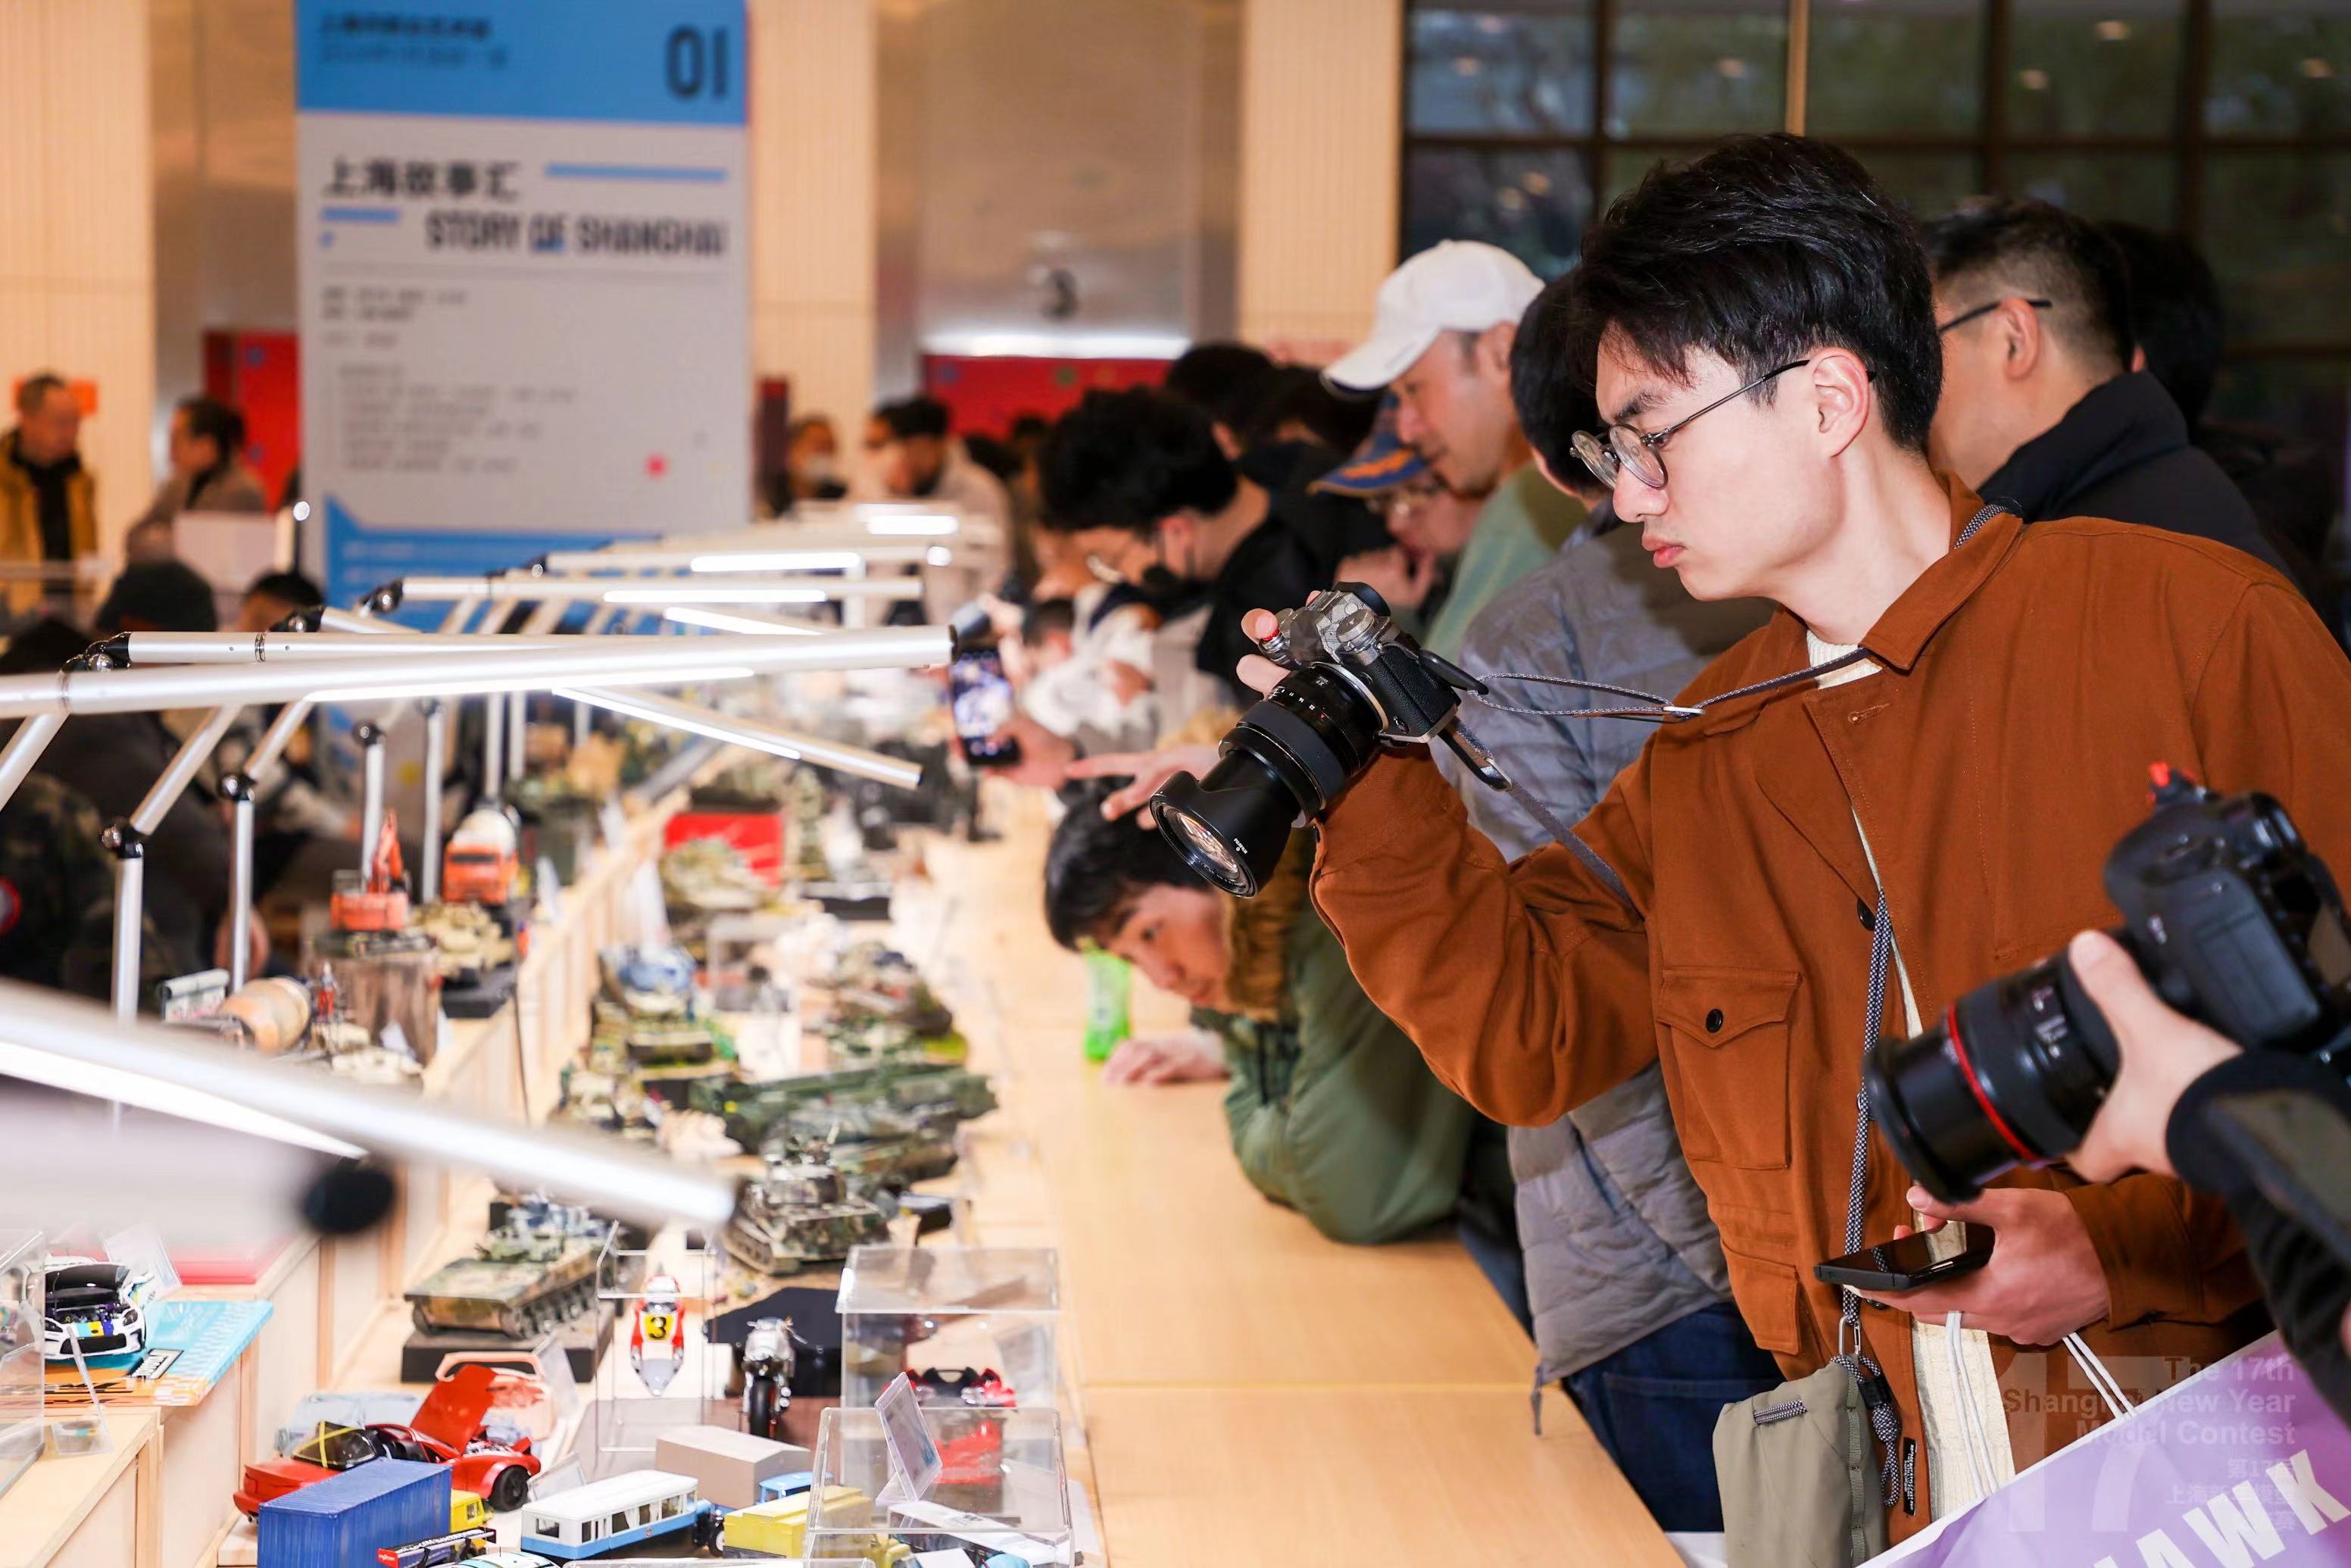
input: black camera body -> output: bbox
[1150,585,1504,897]
[1867,767,2351,1204]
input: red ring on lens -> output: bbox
[1942,1003,2040,1166]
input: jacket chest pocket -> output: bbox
[1653,967,1800,1173]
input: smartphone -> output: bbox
[948,648,1022,767]
[1814,1224,1994,1293]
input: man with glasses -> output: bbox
[1241,135,2349,1543]
[1921,199,2321,610]
[1323,241,1583,659]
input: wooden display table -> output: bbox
[0,1411,161,1568]
[913,790,1679,1566]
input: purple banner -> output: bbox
[1873,1334,2351,1567]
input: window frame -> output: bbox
[1399,0,2351,380]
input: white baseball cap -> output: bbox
[1325,240,1545,392]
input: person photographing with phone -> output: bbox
[1155,134,2351,1555]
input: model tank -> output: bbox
[763,1104,959,1192]
[693,1064,996,1151]
[723,1158,895,1276]
[406,1227,599,1338]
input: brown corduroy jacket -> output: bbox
[1310,476,2351,1537]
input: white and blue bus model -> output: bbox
[518,1471,714,1560]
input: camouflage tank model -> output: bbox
[405,1232,599,1338]
[723,1157,895,1276]
[760,1102,960,1192]
[691,1062,995,1151]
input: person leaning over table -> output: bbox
[1208,134,2351,1545]
[1041,785,1515,1253]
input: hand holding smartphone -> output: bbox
[949,646,1022,767]
[1815,1223,1994,1294]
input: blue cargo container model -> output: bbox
[260,1458,450,1568]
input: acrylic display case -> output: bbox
[837,1247,1059,1410]
[804,1404,1074,1566]
[0,1230,42,1498]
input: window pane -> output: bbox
[2004,152,2178,226]
[2205,357,2349,553]
[1404,147,1594,278]
[2008,0,2186,136]
[2207,0,2351,136]
[1606,0,1786,136]
[1841,150,1986,220]
[2200,152,2351,344]
[1808,0,1985,137]
[1408,5,1595,135]
[1599,145,1687,211]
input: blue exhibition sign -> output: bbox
[295,1,746,127]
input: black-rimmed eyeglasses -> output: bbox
[1937,296,2053,336]
[1572,358,1814,492]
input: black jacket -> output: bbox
[1191,444,1394,706]
[2168,1051,2351,1428]
[26,712,232,970]
[1978,372,2337,624]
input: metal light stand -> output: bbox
[354,721,388,871]
[419,698,445,905]
[220,698,315,992]
[106,704,242,1020]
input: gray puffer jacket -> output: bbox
[1435,507,1772,1385]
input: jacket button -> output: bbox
[1705,1008,1725,1033]
[1858,899,1876,932]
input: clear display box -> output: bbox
[837,1247,1059,1410]
[0,1230,41,1498]
[805,1404,1074,1566]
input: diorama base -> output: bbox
[400,1298,614,1383]
[440,964,519,1019]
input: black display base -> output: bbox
[815,892,892,923]
[441,964,518,1019]
[400,1298,614,1383]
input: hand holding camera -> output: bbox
[1865,766,2351,1205]
[1151,586,1506,896]
[2064,929,2243,1182]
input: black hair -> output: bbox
[1008,412,1051,446]
[1042,782,1208,951]
[1922,198,2133,379]
[962,433,1022,484]
[1020,597,1076,647]
[177,395,247,457]
[95,560,218,634]
[1036,387,1238,536]
[1163,342,1282,436]
[1236,366,1380,455]
[877,395,951,442]
[1511,274,1604,484]
[244,569,324,608]
[2100,220,2223,429]
[1563,134,1942,454]
[0,617,92,676]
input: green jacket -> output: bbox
[1419,461,1585,661]
[1200,895,1478,1245]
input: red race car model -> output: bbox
[232,1365,541,1517]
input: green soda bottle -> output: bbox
[1082,948,1132,1062]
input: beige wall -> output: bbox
[1236,0,1401,360]
[0,0,158,557]
[751,0,879,432]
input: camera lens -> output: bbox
[1150,665,1386,898]
[1863,948,2124,1204]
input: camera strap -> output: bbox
[1841,886,1906,1506]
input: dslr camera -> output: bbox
[1150,584,1506,897]
[1866,766,2351,1204]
